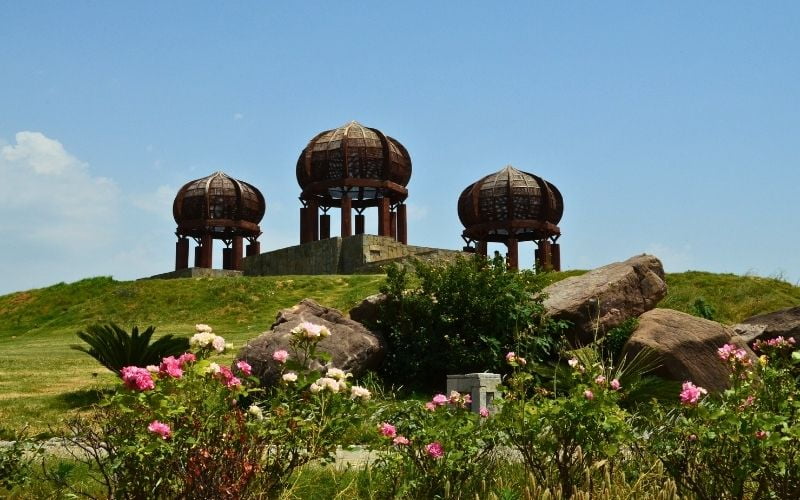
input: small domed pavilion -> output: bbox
[458,165,563,271]
[173,171,265,271]
[296,121,412,243]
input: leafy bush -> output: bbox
[374,255,557,390]
[691,297,716,320]
[71,323,189,374]
[604,317,638,360]
[0,428,41,491]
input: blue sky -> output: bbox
[1,2,798,294]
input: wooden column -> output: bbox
[355,214,365,235]
[551,243,561,272]
[194,245,202,268]
[232,236,243,271]
[506,238,519,270]
[200,234,213,268]
[246,240,260,257]
[397,203,407,244]
[319,214,331,239]
[300,207,309,244]
[341,194,352,237]
[390,211,397,241]
[175,237,189,270]
[377,197,391,237]
[536,240,552,272]
[308,200,319,242]
[222,247,232,270]
[477,240,488,257]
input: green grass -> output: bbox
[0,269,798,435]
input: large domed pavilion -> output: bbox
[458,165,563,270]
[173,171,265,271]
[296,121,412,243]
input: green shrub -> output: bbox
[604,317,639,360]
[374,255,557,390]
[71,323,189,374]
[691,297,717,320]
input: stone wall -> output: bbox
[142,268,243,280]
[243,234,466,276]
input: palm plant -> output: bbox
[71,323,190,374]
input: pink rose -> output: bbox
[688,434,697,441]
[610,379,621,391]
[424,402,436,411]
[425,441,444,459]
[479,406,489,418]
[177,352,196,367]
[379,422,397,438]
[120,366,155,391]
[393,435,410,446]
[148,420,171,439]
[272,350,289,364]
[583,389,594,401]
[159,356,183,378]
[215,366,242,389]
[594,375,606,385]
[679,381,707,406]
[755,430,768,440]
[236,360,252,376]
[431,394,448,406]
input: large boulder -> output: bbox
[732,306,800,345]
[348,293,388,326]
[622,308,752,392]
[542,254,667,344]
[237,298,386,386]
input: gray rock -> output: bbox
[623,308,753,392]
[542,254,667,344]
[237,298,386,386]
[732,306,800,345]
[348,293,388,325]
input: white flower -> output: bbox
[309,382,323,393]
[326,368,346,380]
[248,404,263,420]
[338,380,349,392]
[568,358,579,368]
[315,377,340,393]
[319,326,331,338]
[205,362,221,375]
[212,336,226,353]
[146,365,159,373]
[350,386,371,400]
[190,331,215,348]
[195,324,213,333]
[282,372,298,383]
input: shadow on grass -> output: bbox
[56,388,113,409]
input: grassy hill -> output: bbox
[0,270,798,436]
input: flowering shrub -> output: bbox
[650,340,800,499]
[369,390,502,499]
[499,351,635,494]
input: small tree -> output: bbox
[72,323,189,374]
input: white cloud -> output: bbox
[645,242,693,272]
[233,112,244,120]
[130,185,175,220]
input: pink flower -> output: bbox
[425,442,444,459]
[583,389,594,401]
[236,360,252,376]
[688,434,697,441]
[177,352,196,367]
[505,351,516,362]
[479,406,489,418]
[393,435,410,446]
[432,394,448,406]
[610,379,621,391]
[215,366,242,389]
[594,375,606,385]
[148,420,171,439]
[755,430,768,440]
[379,422,397,438]
[505,352,527,366]
[679,381,707,406]
[424,402,436,411]
[717,343,737,361]
[272,350,289,364]
[120,366,155,391]
[568,357,579,368]
[159,356,183,378]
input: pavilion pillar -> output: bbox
[355,213,365,235]
[232,236,243,271]
[199,234,213,268]
[319,213,331,239]
[246,240,260,257]
[536,240,552,273]
[551,243,561,272]
[175,237,189,270]
[397,203,407,244]
[300,207,309,244]
[308,200,319,242]
[377,197,391,237]
[341,194,352,237]
[222,247,232,270]
[390,211,397,241]
[506,238,519,270]
[477,240,488,257]
[194,245,202,268]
